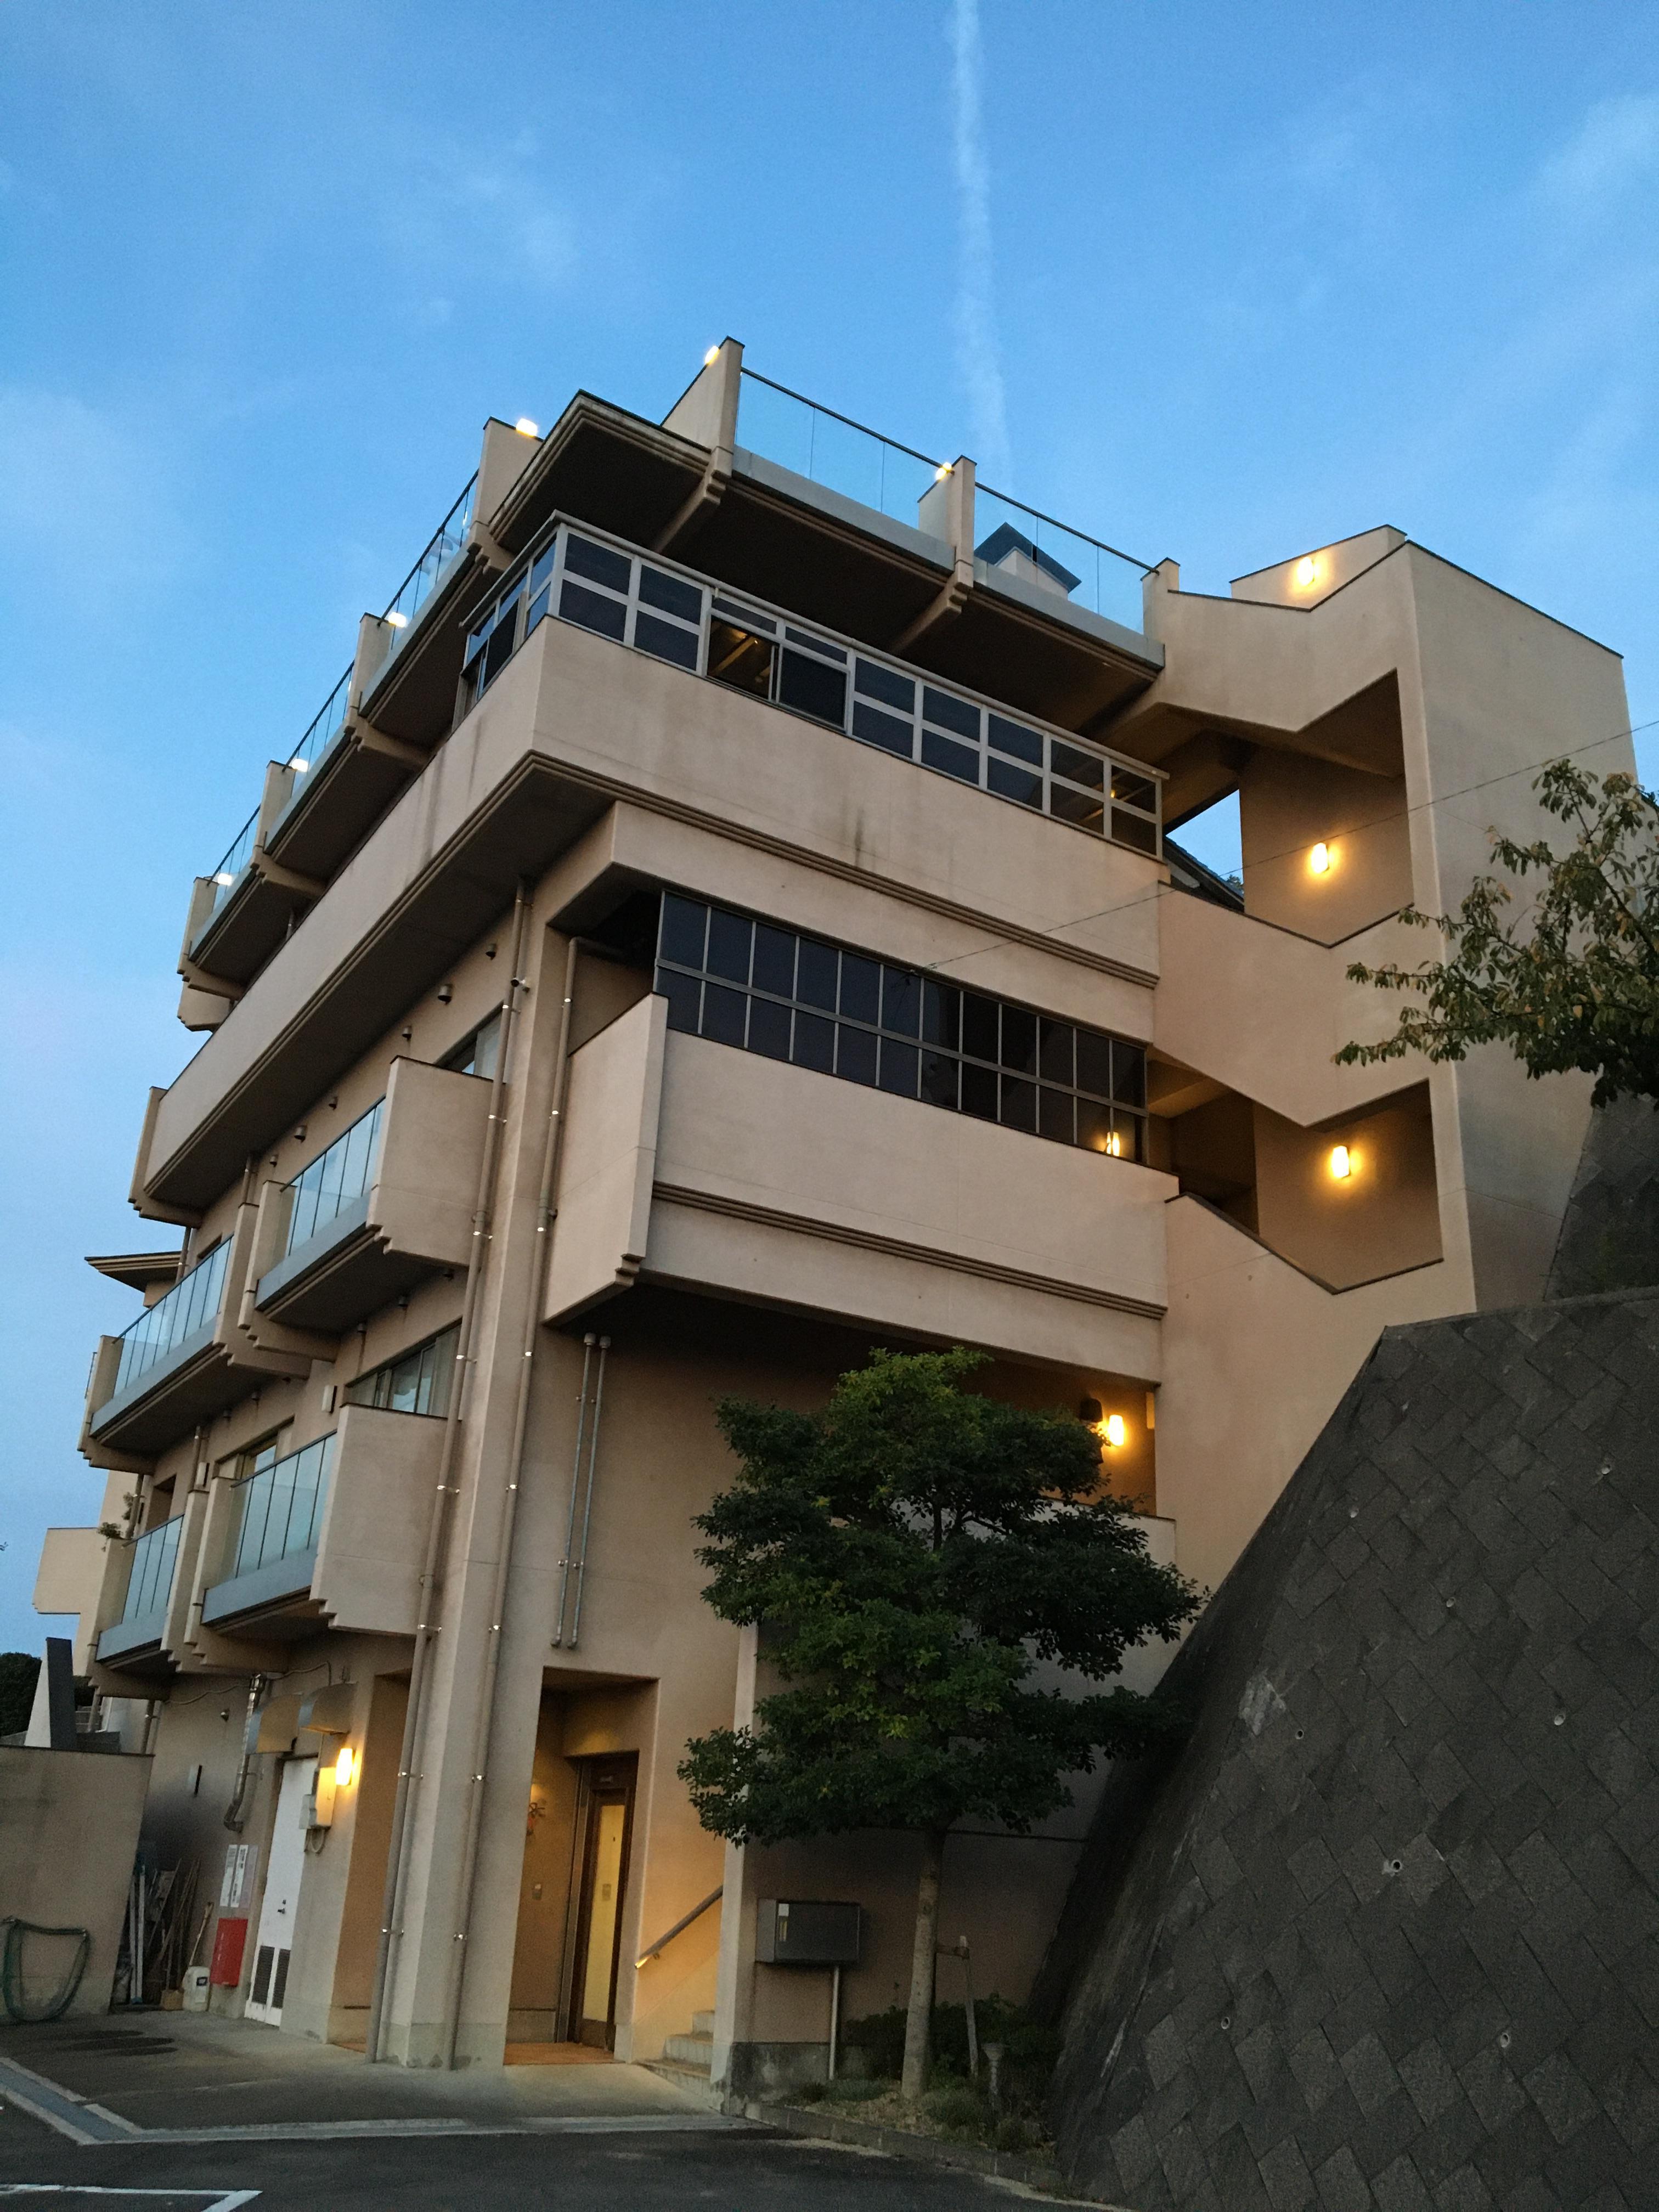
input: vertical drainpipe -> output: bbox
[439,934,582,2070]
[364,885,533,2066]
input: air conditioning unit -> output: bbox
[755,1899,861,1967]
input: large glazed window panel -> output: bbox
[654,894,1147,1163]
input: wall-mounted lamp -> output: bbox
[934,461,952,481]
[1329,1144,1353,1180]
[334,1745,355,1790]
[515,416,540,437]
[1103,1413,1127,1448]
[1293,555,1320,590]
[1105,1130,1124,1156]
[1310,842,1332,875]
[437,982,453,1003]
[288,755,308,773]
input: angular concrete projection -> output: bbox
[1042,1289,1659,2212]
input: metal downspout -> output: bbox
[551,1338,596,1648]
[565,1339,610,1649]
[439,935,581,2069]
[364,885,532,2066]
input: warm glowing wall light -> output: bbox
[1294,555,1319,590]
[1103,1414,1127,1448]
[1105,1131,1124,1156]
[1329,1144,1353,1180]
[934,461,952,481]
[334,1745,355,1788]
[703,345,722,366]
[1310,841,1331,875]
[515,416,540,437]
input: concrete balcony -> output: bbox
[81,1210,309,1468]
[183,763,326,992]
[138,606,1165,1221]
[546,993,1170,1376]
[241,1058,489,1345]
[187,1406,445,1651]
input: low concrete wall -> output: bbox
[0,1746,151,2015]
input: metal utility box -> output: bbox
[755,1899,861,1967]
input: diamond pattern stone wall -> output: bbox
[1548,1101,1659,1300]
[1042,1289,1659,2212]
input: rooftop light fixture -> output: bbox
[934,462,952,481]
[214,871,235,886]
[515,416,540,437]
[385,610,409,629]
[703,346,721,366]
[288,757,308,772]
[1310,841,1331,875]
[1294,555,1320,590]
[1329,1144,1353,1180]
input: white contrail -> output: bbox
[949,0,1012,485]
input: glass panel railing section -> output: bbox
[112,1242,230,1398]
[229,1435,334,1579]
[204,808,259,922]
[284,664,352,786]
[381,474,478,662]
[285,1098,385,1254]
[120,1515,184,1626]
[973,486,1151,635]
[737,371,944,527]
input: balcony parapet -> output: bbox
[548,994,1169,1378]
[81,1207,309,1469]
[238,1058,489,1350]
[182,1406,445,1651]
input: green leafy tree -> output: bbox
[0,1652,41,1739]
[679,1347,1200,2103]
[1338,762,1659,1104]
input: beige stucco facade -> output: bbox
[33,340,1630,2091]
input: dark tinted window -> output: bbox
[855,660,915,712]
[796,939,839,1011]
[923,687,980,741]
[778,648,848,727]
[988,715,1043,765]
[560,581,627,641]
[563,535,631,593]
[706,909,753,984]
[637,565,702,622]
[838,955,881,1025]
[752,924,796,998]
[633,611,698,669]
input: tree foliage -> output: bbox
[680,1348,1199,1848]
[1337,763,1659,1107]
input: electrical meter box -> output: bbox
[755,1899,862,1967]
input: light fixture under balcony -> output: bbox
[1310,841,1332,875]
[1330,1144,1353,1180]
[1103,1413,1127,1448]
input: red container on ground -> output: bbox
[208,1915,248,1988]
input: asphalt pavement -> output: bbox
[0,2095,1080,2208]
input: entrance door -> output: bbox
[568,1757,635,2049]
[246,1755,313,2026]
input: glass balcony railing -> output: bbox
[285,1098,385,1254]
[117,1515,184,1627]
[737,371,945,526]
[203,808,259,923]
[228,1435,334,1580]
[973,486,1149,635]
[111,1242,230,1398]
[380,474,478,664]
[284,664,353,786]
[461,520,1163,857]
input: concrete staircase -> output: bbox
[642,2011,723,2109]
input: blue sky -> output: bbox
[2,2,1656,1651]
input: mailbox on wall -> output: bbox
[755,1899,862,1967]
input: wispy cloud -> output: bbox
[948,0,1011,484]
[377,127,578,296]
[1539,93,1659,211]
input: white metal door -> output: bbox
[245,1756,313,2025]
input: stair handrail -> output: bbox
[635,1885,723,1969]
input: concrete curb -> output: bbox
[733,2096,1119,2203]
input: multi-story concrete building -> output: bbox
[33,340,1632,2087]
